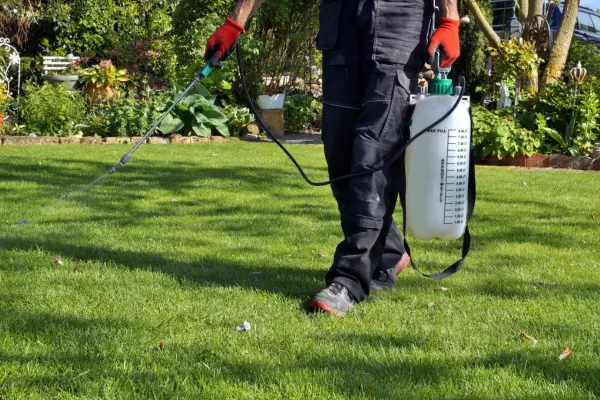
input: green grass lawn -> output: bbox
[1,142,599,399]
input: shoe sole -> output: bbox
[309,300,346,317]
[371,253,411,294]
[394,252,411,276]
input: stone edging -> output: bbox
[481,153,600,171]
[0,135,230,145]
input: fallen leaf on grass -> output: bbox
[559,348,572,361]
[73,265,81,272]
[171,198,178,203]
[159,340,164,350]
[427,302,435,308]
[520,331,538,344]
[439,287,449,292]
[235,321,251,332]
[592,215,596,220]
[55,256,64,265]
[317,252,328,258]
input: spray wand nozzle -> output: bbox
[108,153,132,174]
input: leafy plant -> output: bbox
[91,88,170,137]
[489,38,542,96]
[284,94,322,133]
[532,79,599,156]
[79,60,129,88]
[222,105,254,136]
[472,106,542,159]
[0,83,11,114]
[159,84,229,137]
[35,0,177,81]
[20,83,87,136]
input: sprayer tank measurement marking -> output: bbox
[443,128,469,225]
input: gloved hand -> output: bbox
[204,17,245,62]
[427,18,460,68]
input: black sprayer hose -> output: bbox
[236,43,467,187]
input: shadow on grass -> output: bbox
[2,152,599,302]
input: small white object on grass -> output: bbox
[17,219,30,225]
[55,256,64,265]
[235,321,251,332]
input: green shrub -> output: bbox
[90,88,170,137]
[36,0,177,81]
[222,105,254,136]
[530,80,599,156]
[20,83,87,136]
[284,94,322,133]
[472,106,542,159]
[159,84,229,137]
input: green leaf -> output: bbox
[195,113,209,124]
[192,123,211,137]
[203,108,228,124]
[219,81,233,91]
[213,122,230,137]
[159,113,184,134]
[546,129,567,147]
[194,84,212,98]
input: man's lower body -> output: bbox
[309,0,432,316]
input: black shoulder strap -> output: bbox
[399,108,476,280]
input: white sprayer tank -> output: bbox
[405,79,471,240]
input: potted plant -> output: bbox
[0,83,11,131]
[257,88,286,110]
[79,60,129,105]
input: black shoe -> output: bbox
[370,253,411,293]
[309,282,355,317]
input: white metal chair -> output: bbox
[42,54,80,76]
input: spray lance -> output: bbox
[107,57,219,175]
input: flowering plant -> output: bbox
[0,83,12,114]
[79,60,129,88]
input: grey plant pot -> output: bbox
[43,75,80,90]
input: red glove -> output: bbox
[204,17,245,62]
[427,18,460,68]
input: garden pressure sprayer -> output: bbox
[98,47,474,280]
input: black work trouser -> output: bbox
[318,0,432,302]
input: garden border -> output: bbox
[0,135,230,145]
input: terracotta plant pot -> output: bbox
[0,114,4,131]
[504,153,549,168]
[482,154,507,166]
[86,84,115,106]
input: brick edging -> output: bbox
[0,135,231,145]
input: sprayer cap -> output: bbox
[428,78,454,95]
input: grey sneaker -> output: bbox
[370,253,411,293]
[309,282,355,317]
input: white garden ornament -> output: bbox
[0,38,21,99]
